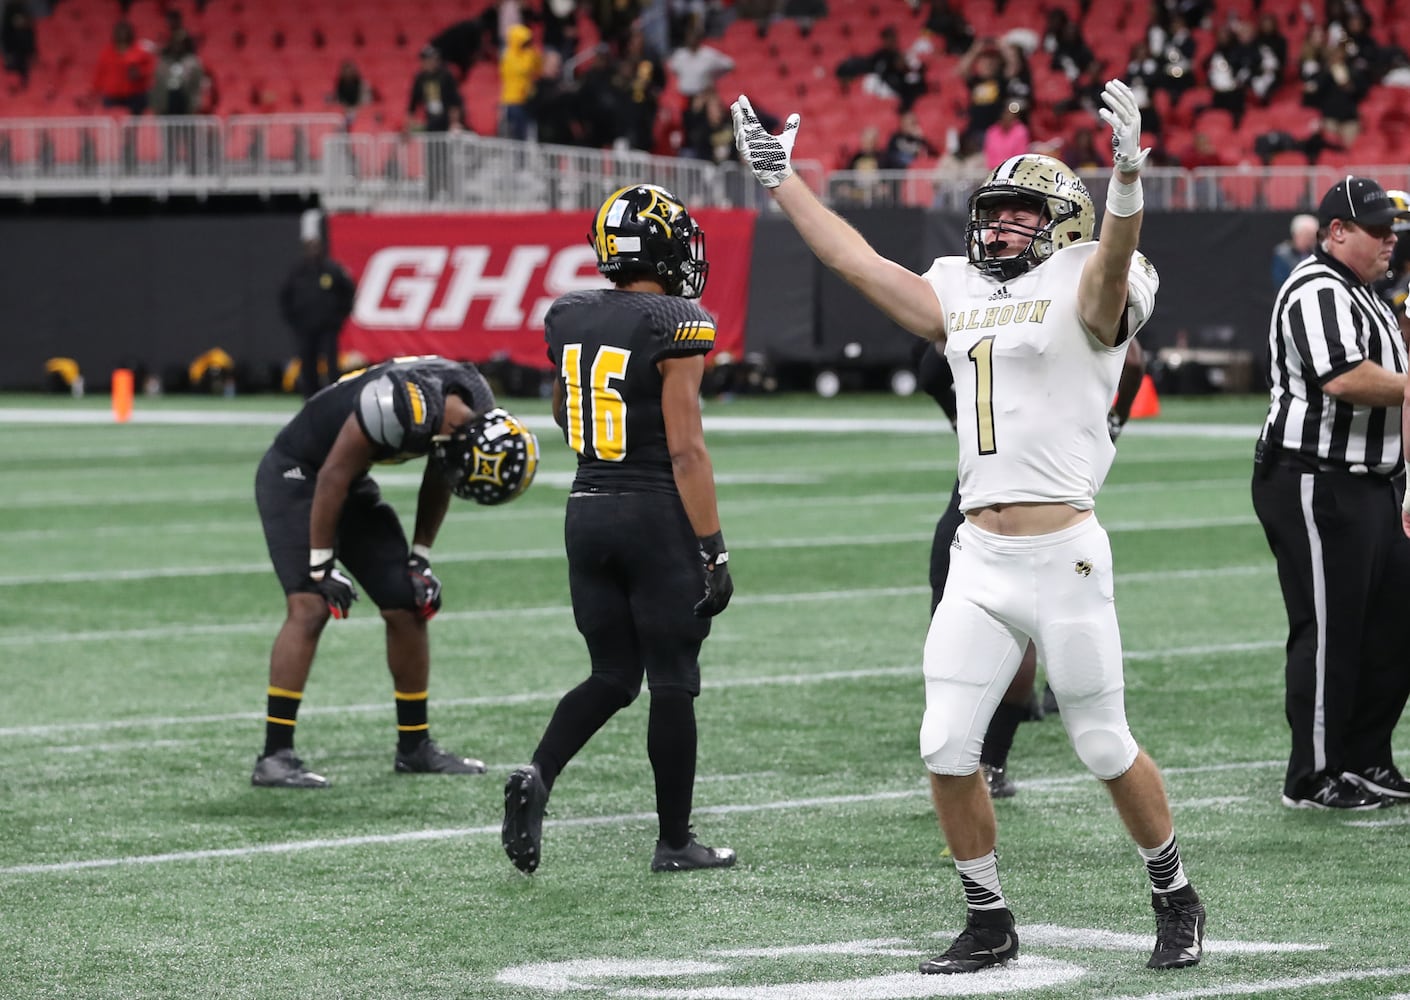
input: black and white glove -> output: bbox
[694,531,734,618]
[310,555,358,619]
[730,94,800,189]
[407,552,443,621]
[1098,78,1150,174]
[1107,409,1127,442]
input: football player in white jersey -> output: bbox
[733,79,1205,974]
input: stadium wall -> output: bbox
[1,209,1291,392]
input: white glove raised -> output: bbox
[1097,79,1150,175]
[730,94,800,189]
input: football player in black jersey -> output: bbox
[918,340,1145,800]
[251,356,539,788]
[501,183,736,874]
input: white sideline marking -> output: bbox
[1346,814,1410,828]
[1102,966,1410,999]
[0,479,1254,541]
[0,564,1275,646]
[0,636,1287,741]
[0,521,1266,588]
[0,760,1283,876]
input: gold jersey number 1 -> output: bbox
[561,343,631,462]
[968,336,997,455]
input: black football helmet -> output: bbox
[431,408,540,505]
[588,183,709,298]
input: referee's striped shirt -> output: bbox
[1261,246,1406,475]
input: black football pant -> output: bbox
[1251,460,1410,797]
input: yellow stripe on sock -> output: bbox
[266,716,297,726]
[268,686,304,700]
[394,690,429,701]
[396,723,430,732]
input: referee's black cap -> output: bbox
[1317,176,1410,227]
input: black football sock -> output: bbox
[648,689,697,849]
[533,675,633,793]
[395,689,430,754]
[263,686,302,756]
[979,702,1027,769]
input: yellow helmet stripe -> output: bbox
[593,185,637,256]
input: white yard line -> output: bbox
[0,760,1283,877]
[0,521,1266,588]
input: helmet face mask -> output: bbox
[431,408,540,506]
[588,184,710,298]
[965,155,1095,281]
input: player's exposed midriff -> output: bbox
[965,503,1092,537]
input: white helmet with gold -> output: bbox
[966,154,1096,281]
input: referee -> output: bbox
[1253,176,1410,810]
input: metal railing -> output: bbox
[4,113,1409,210]
[0,114,344,199]
[318,131,826,213]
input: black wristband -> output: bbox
[698,530,727,560]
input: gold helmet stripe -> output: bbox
[593,185,637,257]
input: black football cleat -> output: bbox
[983,764,1016,799]
[920,907,1019,974]
[1148,884,1206,969]
[502,764,549,873]
[1281,773,1383,810]
[1343,765,1410,802]
[251,748,330,789]
[394,739,487,774]
[650,833,737,872]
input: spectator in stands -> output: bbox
[528,49,581,145]
[1297,25,1328,108]
[618,25,666,151]
[590,0,642,55]
[1062,126,1106,170]
[92,20,156,114]
[919,0,974,56]
[1250,13,1287,105]
[407,45,465,133]
[149,31,203,116]
[1122,43,1164,137]
[833,124,889,206]
[1146,12,1195,106]
[837,25,928,113]
[668,23,732,98]
[1270,213,1318,291]
[1,0,36,90]
[527,48,580,144]
[680,89,735,163]
[931,128,986,207]
[331,60,373,128]
[1201,24,1254,128]
[1045,12,1095,83]
[885,111,939,170]
[499,24,542,140]
[982,99,1030,168]
[575,44,631,147]
[430,16,492,81]
[956,37,1009,146]
[1310,41,1367,145]
[541,0,581,62]
[1339,10,1386,83]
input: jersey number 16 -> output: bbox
[561,343,631,462]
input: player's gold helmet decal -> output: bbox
[432,408,540,505]
[966,154,1096,281]
[1387,189,1410,233]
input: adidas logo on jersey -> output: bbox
[988,286,1012,301]
[283,466,307,480]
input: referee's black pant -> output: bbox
[1251,456,1410,798]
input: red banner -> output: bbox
[329,211,757,370]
